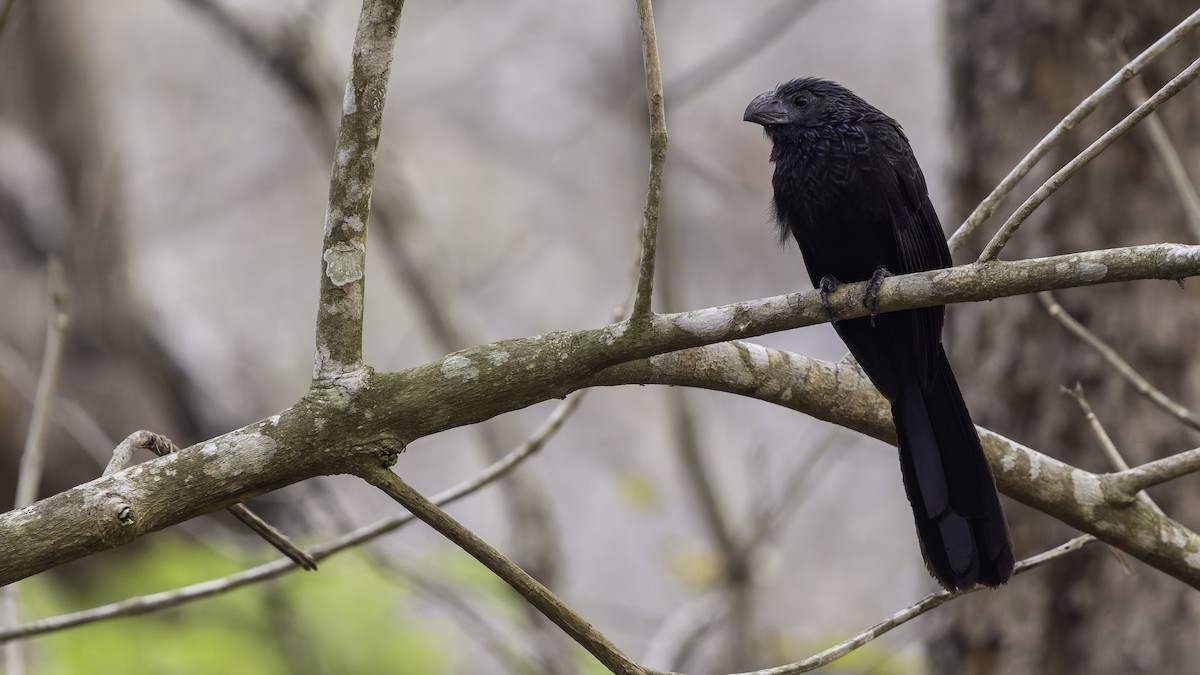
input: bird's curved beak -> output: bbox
[743,91,788,126]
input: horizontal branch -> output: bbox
[588,342,1200,589]
[2,243,1199,586]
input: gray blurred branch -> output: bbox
[665,0,824,106]
[3,258,67,675]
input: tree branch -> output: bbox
[631,0,668,320]
[587,342,1200,588]
[1038,291,1200,431]
[1115,45,1200,240]
[645,535,1098,675]
[313,0,406,380]
[977,57,1200,261]
[1113,446,1200,495]
[356,465,645,675]
[2,243,1200,586]
[0,393,579,644]
[1062,383,1163,515]
[947,7,1200,252]
[4,258,68,675]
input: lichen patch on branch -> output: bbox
[323,242,366,287]
[441,355,480,382]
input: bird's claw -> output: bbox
[864,266,892,327]
[818,275,843,324]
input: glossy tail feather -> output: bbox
[891,347,1014,590]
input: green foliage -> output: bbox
[19,536,453,675]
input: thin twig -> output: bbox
[645,535,1098,675]
[1115,46,1200,240]
[1038,292,1200,431]
[947,7,1200,253]
[313,0,407,379]
[4,259,68,675]
[358,466,645,675]
[642,591,727,670]
[0,392,583,645]
[977,56,1200,261]
[1114,446,1200,495]
[181,0,336,138]
[1062,383,1163,515]
[631,0,668,320]
[745,434,837,552]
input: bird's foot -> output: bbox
[818,274,843,324]
[863,266,892,327]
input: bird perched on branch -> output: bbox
[744,78,1013,590]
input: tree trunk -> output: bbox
[936,2,1200,673]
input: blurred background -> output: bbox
[1,1,1199,673]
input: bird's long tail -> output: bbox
[891,347,1014,590]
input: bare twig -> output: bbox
[645,535,1098,675]
[977,56,1200,261]
[1114,446,1200,495]
[1115,46,1200,240]
[1063,383,1163,515]
[0,392,582,645]
[642,591,727,670]
[631,0,668,320]
[0,341,115,464]
[180,0,336,138]
[313,0,407,379]
[358,466,645,675]
[4,259,68,675]
[1038,292,1200,431]
[745,434,837,552]
[948,7,1200,253]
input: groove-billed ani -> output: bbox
[744,78,1013,590]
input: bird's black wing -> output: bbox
[875,121,953,388]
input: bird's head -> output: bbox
[743,77,877,132]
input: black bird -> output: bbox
[744,78,1013,590]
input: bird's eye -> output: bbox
[793,95,810,108]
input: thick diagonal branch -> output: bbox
[2,243,1200,586]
